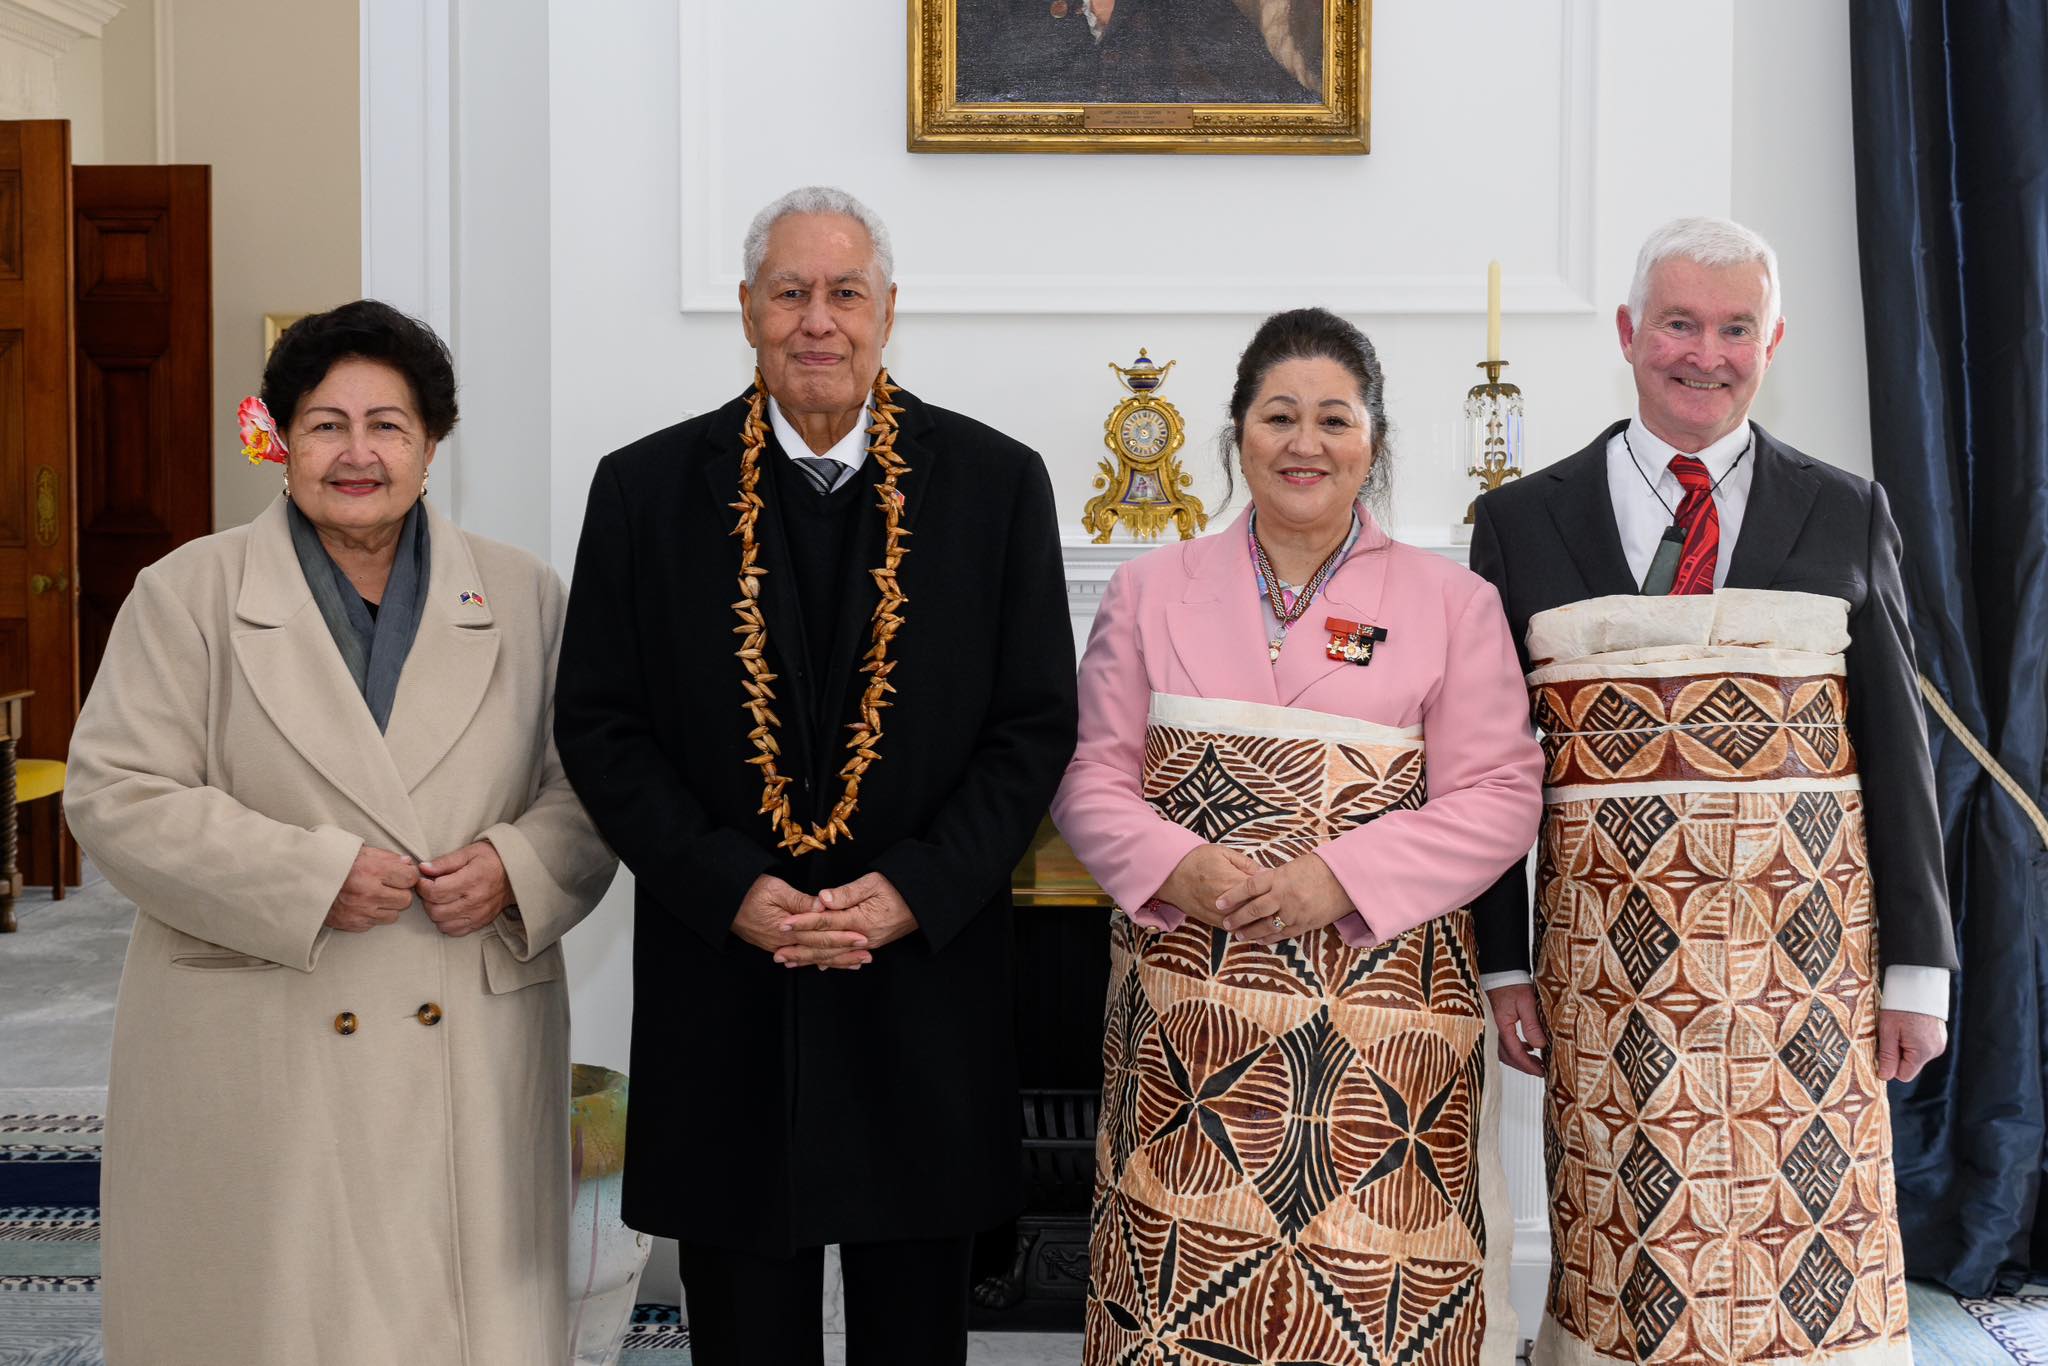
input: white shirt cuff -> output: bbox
[1479,970,1533,994]
[1881,965,1951,1021]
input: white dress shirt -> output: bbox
[767,397,870,490]
[1607,417,1754,590]
[1478,413,1951,1021]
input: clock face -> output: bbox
[1119,407,1171,459]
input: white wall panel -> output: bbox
[678,1,1597,316]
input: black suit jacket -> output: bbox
[1468,420,1958,977]
[553,387,1078,1254]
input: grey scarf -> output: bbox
[287,500,431,732]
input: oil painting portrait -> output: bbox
[909,0,1369,153]
[955,0,1323,106]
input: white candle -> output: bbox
[1487,259,1502,363]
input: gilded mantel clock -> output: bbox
[1082,350,1208,543]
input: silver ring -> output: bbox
[1272,916,1285,932]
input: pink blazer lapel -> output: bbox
[1164,509,1280,706]
[1273,508,1393,707]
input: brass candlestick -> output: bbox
[1463,359,1524,523]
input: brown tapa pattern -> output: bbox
[1087,720,1490,1365]
[1534,671,1909,1362]
[1531,673,1851,790]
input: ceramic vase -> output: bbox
[568,1064,652,1366]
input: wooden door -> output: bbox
[0,121,79,890]
[73,165,212,697]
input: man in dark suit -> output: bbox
[554,187,1077,1366]
[1471,216,1955,1081]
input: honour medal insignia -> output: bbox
[1325,617,1388,666]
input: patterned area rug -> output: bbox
[1905,1277,2048,1365]
[0,1107,701,1365]
[1964,1287,2048,1364]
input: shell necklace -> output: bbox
[731,368,910,855]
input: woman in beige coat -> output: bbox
[66,300,617,1366]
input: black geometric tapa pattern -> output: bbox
[1092,717,1494,1365]
[1780,1006,1852,1103]
[1580,686,1663,771]
[1614,1009,1677,1111]
[1534,690,1571,769]
[1152,741,1287,844]
[1786,791,1846,869]
[1780,1116,1851,1222]
[1779,1235,1855,1347]
[1790,689,1844,766]
[1254,1010,1354,1241]
[1682,679,1778,767]
[1617,1129,1681,1228]
[1610,889,1679,994]
[1620,1250,1687,1358]
[1538,667,1857,791]
[1776,884,1844,989]
[1594,795,1679,870]
[1535,626,1909,1364]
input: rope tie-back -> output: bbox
[1918,672,2048,849]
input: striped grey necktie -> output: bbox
[793,455,849,494]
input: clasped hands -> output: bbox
[1155,843,1354,945]
[324,841,512,937]
[733,871,917,970]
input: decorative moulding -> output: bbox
[0,0,121,52]
[677,0,1594,316]
[0,0,118,119]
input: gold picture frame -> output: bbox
[908,0,1370,154]
[263,312,308,358]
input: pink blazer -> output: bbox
[1050,506,1543,945]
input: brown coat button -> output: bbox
[416,1003,444,1026]
[334,1012,358,1036]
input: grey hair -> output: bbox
[1627,216,1782,329]
[741,186,894,287]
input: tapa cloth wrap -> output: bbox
[1087,692,1517,1366]
[1525,590,1910,1365]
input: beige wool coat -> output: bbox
[66,496,617,1366]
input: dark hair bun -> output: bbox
[1217,306,1391,509]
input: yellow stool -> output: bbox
[15,758,67,901]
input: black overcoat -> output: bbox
[554,386,1078,1254]
[1468,420,1959,978]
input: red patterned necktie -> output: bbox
[1667,455,1719,594]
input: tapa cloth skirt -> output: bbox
[1085,692,1518,1366]
[1526,590,1910,1365]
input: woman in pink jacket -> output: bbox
[1052,308,1544,1366]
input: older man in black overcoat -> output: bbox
[554,186,1077,1366]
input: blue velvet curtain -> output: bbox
[1850,0,2048,1298]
